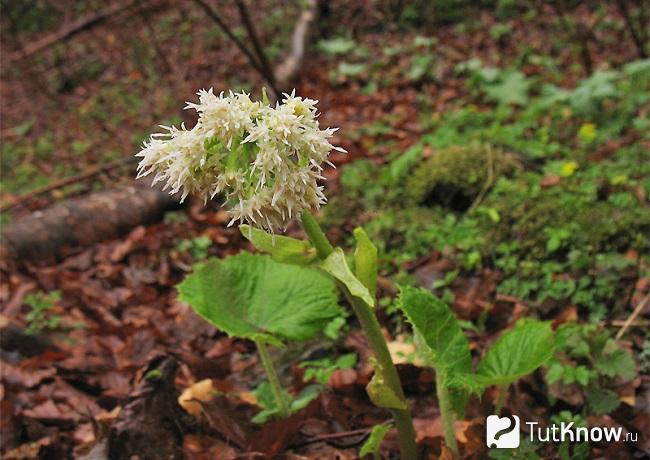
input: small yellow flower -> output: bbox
[561,161,579,177]
[578,123,597,143]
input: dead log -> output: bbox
[0,184,180,265]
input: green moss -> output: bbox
[405,144,519,210]
[482,176,649,260]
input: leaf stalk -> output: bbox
[436,370,459,454]
[256,340,290,418]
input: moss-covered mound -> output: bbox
[405,144,519,210]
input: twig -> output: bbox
[289,425,377,449]
[610,319,650,327]
[234,0,277,91]
[0,157,135,213]
[468,144,494,213]
[10,0,141,62]
[615,0,648,59]
[190,0,271,86]
[616,295,649,341]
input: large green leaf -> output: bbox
[476,319,554,386]
[178,252,341,345]
[398,286,471,374]
[398,286,471,416]
[450,320,554,393]
[239,225,317,265]
[353,227,378,297]
[321,248,375,308]
[484,70,531,106]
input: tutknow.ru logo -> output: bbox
[486,415,638,448]
[487,415,520,448]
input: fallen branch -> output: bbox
[0,157,135,213]
[10,0,141,62]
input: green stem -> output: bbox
[300,212,334,259]
[300,211,417,460]
[495,384,507,415]
[436,371,458,454]
[256,340,290,418]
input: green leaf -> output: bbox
[240,225,317,265]
[574,366,592,386]
[337,62,367,77]
[366,365,407,410]
[321,248,375,308]
[545,361,565,385]
[359,423,391,459]
[405,54,433,81]
[353,227,378,297]
[446,373,493,395]
[587,387,620,415]
[324,316,347,340]
[484,70,531,106]
[13,120,33,136]
[476,320,554,387]
[290,384,321,412]
[318,37,357,55]
[300,353,357,385]
[569,70,618,116]
[397,286,471,374]
[398,286,471,416]
[178,253,340,345]
[488,437,540,460]
[252,382,320,423]
[595,348,636,380]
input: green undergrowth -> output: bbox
[324,59,650,321]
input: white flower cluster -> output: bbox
[136,89,345,233]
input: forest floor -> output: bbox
[1,1,648,459]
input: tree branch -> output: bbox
[235,0,277,89]
[191,0,277,92]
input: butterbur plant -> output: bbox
[398,286,554,454]
[138,89,417,458]
[137,89,552,459]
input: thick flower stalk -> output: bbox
[136,89,345,233]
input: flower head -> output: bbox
[136,89,345,233]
